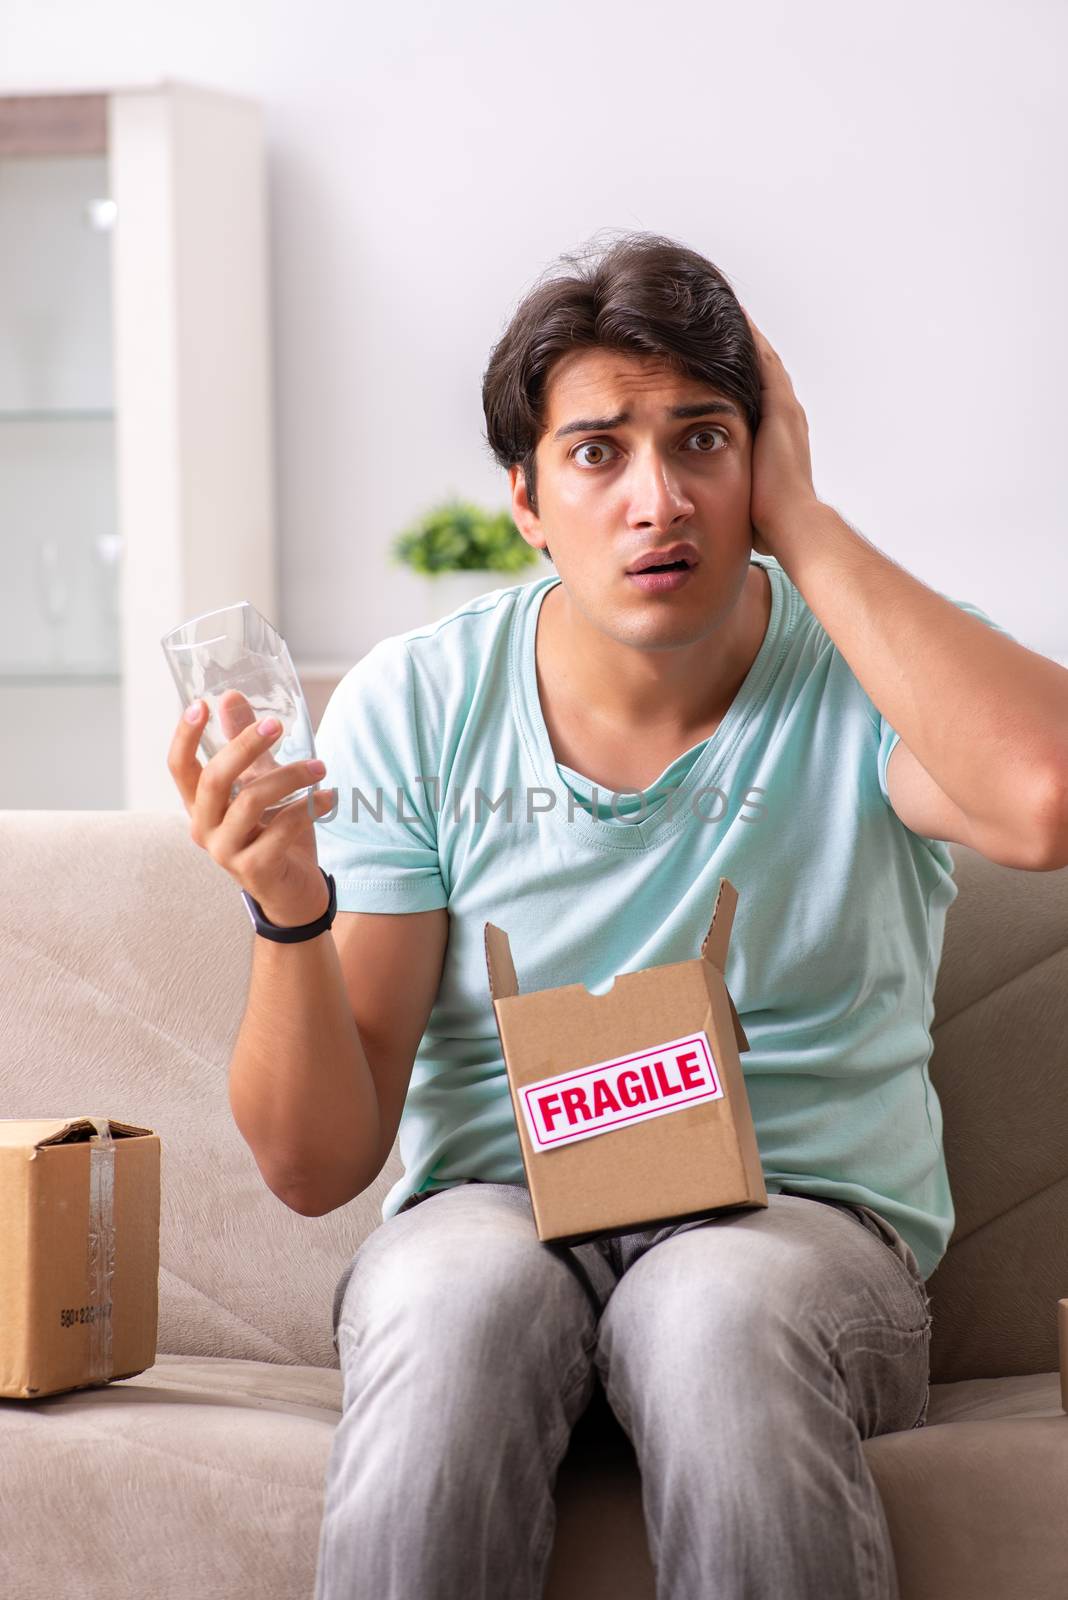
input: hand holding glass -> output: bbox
[161,600,321,815]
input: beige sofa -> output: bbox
[1,808,1066,1600]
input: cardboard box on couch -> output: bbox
[0,1116,160,1400]
[484,877,768,1246]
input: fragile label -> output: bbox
[519,1031,724,1153]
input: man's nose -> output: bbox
[627,451,695,526]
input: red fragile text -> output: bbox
[520,1031,724,1153]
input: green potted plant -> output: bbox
[390,496,545,622]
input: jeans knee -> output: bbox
[336,1224,597,1406]
[597,1266,826,1429]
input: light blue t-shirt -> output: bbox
[312,555,1013,1280]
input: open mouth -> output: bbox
[625,558,698,590]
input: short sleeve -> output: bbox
[874,597,1018,805]
[311,637,448,913]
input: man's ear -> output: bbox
[508,465,544,553]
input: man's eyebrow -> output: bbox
[552,400,740,441]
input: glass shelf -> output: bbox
[0,409,114,422]
[0,670,121,684]
[0,151,120,684]
[0,412,120,679]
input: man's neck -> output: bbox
[536,560,772,745]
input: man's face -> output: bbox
[509,346,755,648]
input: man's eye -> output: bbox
[570,427,728,468]
[571,440,619,467]
[687,427,729,452]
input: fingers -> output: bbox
[167,699,211,814]
[740,307,777,363]
[742,312,796,400]
[217,689,257,742]
[206,763,330,863]
[230,786,336,886]
[177,705,292,839]
[739,308,776,386]
[216,690,284,768]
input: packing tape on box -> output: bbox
[87,1116,116,1383]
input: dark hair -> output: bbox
[481,229,762,562]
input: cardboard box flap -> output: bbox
[700,878,738,973]
[0,1117,154,1151]
[486,877,750,1053]
[700,881,750,1052]
[725,988,750,1053]
[484,922,519,1000]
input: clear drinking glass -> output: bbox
[161,600,320,814]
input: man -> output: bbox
[307,233,1068,1599]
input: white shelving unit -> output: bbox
[0,83,277,810]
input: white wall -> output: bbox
[2,0,1066,666]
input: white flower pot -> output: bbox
[418,566,547,625]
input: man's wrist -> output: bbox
[258,883,331,928]
[243,870,337,941]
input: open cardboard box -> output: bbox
[0,1116,160,1400]
[485,878,768,1245]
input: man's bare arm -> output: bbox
[229,906,450,1216]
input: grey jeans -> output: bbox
[314,1180,932,1600]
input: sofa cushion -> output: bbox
[926,843,1068,1383]
[1,1357,1062,1600]
[0,1354,341,1600]
[865,1372,1068,1600]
